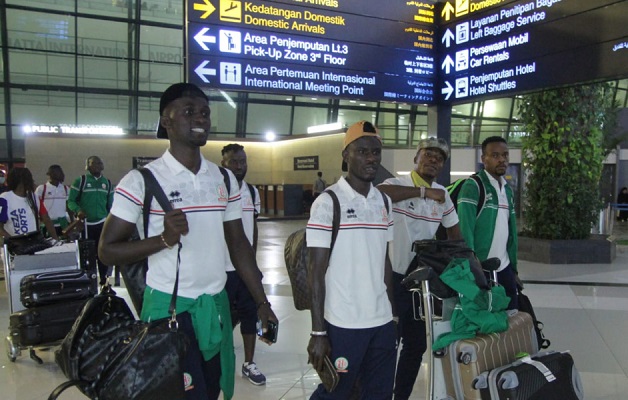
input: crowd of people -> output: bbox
[0,81,538,399]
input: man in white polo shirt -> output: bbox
[307,121,396,399]
[98,82,277,400]
[377,137,461,400]
[221,143,266,386]
[35,164,72,237]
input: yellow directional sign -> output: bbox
[220,0,242,23]
[194,0,216,19]
[441,2,454,22]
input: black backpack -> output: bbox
[435,174,485,240]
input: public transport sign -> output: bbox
[438,0,628,104]
[185,0,439,103]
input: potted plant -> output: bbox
[517,83,620,263]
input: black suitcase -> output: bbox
[20,269,97,308]
[477,351,584,400]
[9,299,88,346]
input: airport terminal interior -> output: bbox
[1,220,628,399]
[1,1,628,399]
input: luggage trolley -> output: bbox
[401,239,538,400]
[3,237,96,363]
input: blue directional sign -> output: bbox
[438,0,628,103]
[186,0,438,103]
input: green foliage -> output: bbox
[519,83,614,239]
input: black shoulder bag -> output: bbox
[50,168,189,400]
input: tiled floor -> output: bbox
[2,219,628,399]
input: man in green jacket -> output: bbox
[67,155,114,285]
[457,136,519,309]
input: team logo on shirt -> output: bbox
[409,201,415,211]
[183,372,194,391]
[334,357,349,373]
[346,208,357,219]
[217,185,228,202]
[381,207,389,223]
[431,204,439,217]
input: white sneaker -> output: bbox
[242,362,266,385]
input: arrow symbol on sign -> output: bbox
[442,81,454,100]
[194,28,216,51]
[441,55,454,74]
[441,2,454,21]
[442,29,454,48]
[194,0,216,19]
[195,60,216,83]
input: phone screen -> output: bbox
[256,319,278,343]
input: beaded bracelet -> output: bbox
[160,233,174,249]
[420,186,426,199]
[310,331,328,337]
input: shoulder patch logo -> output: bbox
[217,185,228,202]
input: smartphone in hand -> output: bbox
[256,319,278,343]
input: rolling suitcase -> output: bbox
[9,299,88,346]
[20,269,97,308]
[477,351,584,399]
[440,311,539,400]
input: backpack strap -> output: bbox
[380,190,390,215]
[137,168,173,238]
[75,175,86,203]
[470,174,485,217]
[26,191,40,228]
[41,184,47,202]
[246,182,258,218]
[218,167,231,196]
[326,190,341,255]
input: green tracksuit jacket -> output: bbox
[457,169,518,273]
[67,172,113,224]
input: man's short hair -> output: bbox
[221,143,244,156]
[317,171,322,177]
[481,136,507,154]
[157,83,208,139]
[47,164,62,174]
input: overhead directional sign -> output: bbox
[438,0,628,103]
[186,0,438,103]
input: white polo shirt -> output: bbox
[381,175,458,275]
[225,180,260,272]
[111,150,242,298]
[35,183,69,222]
[306,177,394,329]
[486,173,510,272]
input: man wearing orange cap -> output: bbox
[306,121,397,399]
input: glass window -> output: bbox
[293,106,329,136]
[78,0,137,19]
[79,57,128,89]
[337,109,376,127]
[77,92,130,128]
[77,18,129,57]
[477,122,509,144]
[452,102,474,117]
[209,98,237,134]
[481,98,513,119]
[246,103,291,136]
[139,0,184,24]
[11,89,76,125]
[7,10,75,53]
[451,117,472,145]
[9,0,74,13]
[139,25,183,64]
[338,99,378,108]
[138,62,183,92]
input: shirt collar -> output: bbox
[337,176,377,200]
[163,149,209,176]
[485,170,506,188]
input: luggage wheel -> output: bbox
[29,347,43,364]
[5,336,20,362]
[457,351,472,365]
